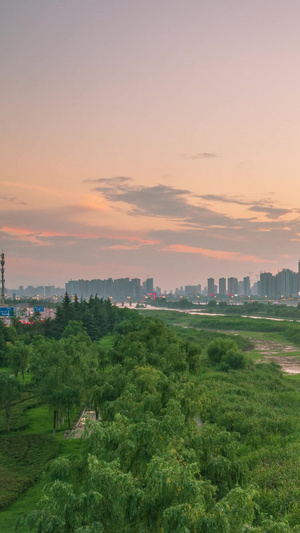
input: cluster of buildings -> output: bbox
[205,276,251,297]
[6,285,65,299]
[205,266,300,299]
[259,268,299,299]
[65,277,155,301]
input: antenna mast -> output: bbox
[0,252,5,305]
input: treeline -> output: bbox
[7,294,131,343]
[0,295,134,436]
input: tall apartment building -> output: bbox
[143,277,154,294]
[185,284,201,297]
[207,278,215,295]
[131,278,142,299]
[218,277,226,295]
[228,277,238,295]
[277,269,298,298]
[259,272,273,298]
[243,276,250,297]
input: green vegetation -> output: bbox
[141,308,300,345]
[1,298,300,531]
[0,435,58,509]
[152,297,300,320]
[0,391,37,433]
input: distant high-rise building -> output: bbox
[238,281,244,296]
[228,277,238,295]
[66,276,146,300]
[131,278,141,299]
[218,277,226,295]
[143,277,154,294]
[45,285,55,297]
[277,269,298,298]
[185,284,201,297]
[243,276,250,297]
[259,272,273,298]
[207,278,215,295]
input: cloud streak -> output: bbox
[0,196,28,206]
[161,244,275,263]
[182,153,219,159]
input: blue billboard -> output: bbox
[0,307,14,317]
[34,306,45,313]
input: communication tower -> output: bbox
[0,252,5,305]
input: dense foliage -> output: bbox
[15,315,300,532]
[11,294,131,341]
[2,302,300,531]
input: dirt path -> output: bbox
[65,410,96,439]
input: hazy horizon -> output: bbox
[2,1,300,290]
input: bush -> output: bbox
[207,338,245,370]
[222,348,246,370]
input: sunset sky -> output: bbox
[1,1,300,290]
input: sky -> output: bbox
[1,0,300,290]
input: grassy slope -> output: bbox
[0,389,82,532]
[0,402,82,532]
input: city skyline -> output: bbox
[4,257,300,300]
[2,2,300,289]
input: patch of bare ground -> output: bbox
[64,410,96,439]
[250,337,296,355]
[250,338,300,374]
[259,356,300,374]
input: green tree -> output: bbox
[7,340,31,383]
[0,371,20,432]
[0,319,10,366]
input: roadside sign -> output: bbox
[0,307,14,317]
[34,306,45,313]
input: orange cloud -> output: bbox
[161,244,274,263]
[0,181,62,196]
[1,225,160,245]
[105,234,160,245]
[107,244,141,250]
[1,226,39,236]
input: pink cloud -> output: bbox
[161,244,275,263]
[106,244,141,250]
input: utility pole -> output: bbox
[0,252,5,305]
